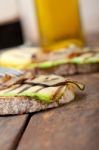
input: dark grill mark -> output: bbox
[52,86,63,101]
[17,85,32,94]
[48,77,59,81]
[34,87,45,92]
[84,53,96,61]
[43,77,59,82]
[2,84,21,93]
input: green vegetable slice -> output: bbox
[0,75,85,103]
[29,59,69,69]
[29,52,99,67]
[71,53,99,64]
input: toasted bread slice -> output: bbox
[0,74,84,115]
[0,90,75,115]
[27,48,99,75]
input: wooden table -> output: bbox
[0,34,99,150]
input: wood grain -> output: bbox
[0,34,99,150]
[17,73,99,150]
[0,115,28,150]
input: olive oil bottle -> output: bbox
[35,0,84,52]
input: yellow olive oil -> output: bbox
[35,0,84,52]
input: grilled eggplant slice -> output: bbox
[28,51,99,68]
[0,74,84,102]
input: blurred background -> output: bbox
[18,0,99,44]
[0,0,99,49]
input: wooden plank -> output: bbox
[0,115,28,150]
[17,73,99,150]
[86,33,99,46]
